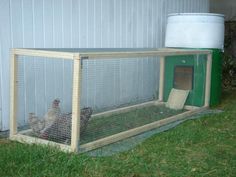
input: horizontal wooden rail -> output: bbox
[79,50,212,59]
[12,48,212,60]
[13,49,76,59]
[92,100,163,119]
[10,134,72,152]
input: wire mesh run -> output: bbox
[10,48,212,153]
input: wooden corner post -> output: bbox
[159,56,165,101]
[204,53,212,107]
[10,49,17,137]
[71,56,82,152]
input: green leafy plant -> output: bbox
[222,21,236,89]
[222,53,236,88]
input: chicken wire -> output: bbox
[78,57,189,146]
[16,56,74,144]
[77,54,208,147]
[14,51,209,151]
[15,55,161,146]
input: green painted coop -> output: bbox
[165,13,225,106]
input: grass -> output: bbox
[0,90,236,177]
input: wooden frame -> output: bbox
[205,53,212,107]
[71,57,82,152]
[159,56,165,101]
[10,52,17,137]
[9,48,212,153]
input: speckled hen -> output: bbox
[40,107,93,144]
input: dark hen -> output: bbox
[40,107,93,144]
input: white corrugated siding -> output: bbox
[0,0,209,130]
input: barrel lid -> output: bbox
[168,13,225,18]
[165,13,225,49]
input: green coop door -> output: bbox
[163,55,207,107]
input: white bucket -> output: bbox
[165,13,225,49]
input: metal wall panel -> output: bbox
[0,0,12,131]
[0,42,2,130]
[0,0,209,130]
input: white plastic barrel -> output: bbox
[165,13,225,49]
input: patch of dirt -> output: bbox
[0,138,10,144]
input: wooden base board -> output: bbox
[184,105,200,111]
[18,129,33,134]
[10,134,72,153]
[154,100,199,111]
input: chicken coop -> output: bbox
[9,48,212,153]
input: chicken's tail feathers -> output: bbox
[81,107,93,119]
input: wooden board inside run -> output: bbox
[80,105,186,144]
